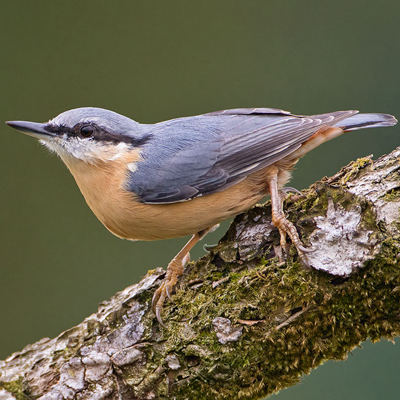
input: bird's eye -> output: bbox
[80,125,94,138]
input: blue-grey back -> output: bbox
[126,108,395,204]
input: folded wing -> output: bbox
[128,108,357,203]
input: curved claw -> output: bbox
[151,292,158,312]
[166,284,173,300]
[203,243,217,252]
[281,186,302,195]
[152,284,167,326]
[155,306,165,327]
[299,256,311,268]
[297,244,315,253]
[151,286,162,313]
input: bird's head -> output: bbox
[6,107,148,165]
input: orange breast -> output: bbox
[60,153,296,241]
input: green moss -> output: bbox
[0,378,30,400]
[384,188,400,201]
[339,156,373,184]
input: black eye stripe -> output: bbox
[45,122,152,146]
[44,123,69,134]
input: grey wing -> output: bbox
[129,108,357,204]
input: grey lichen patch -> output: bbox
[77,381,115,400]
[60,357,85,391]
[106,302,146,351]
[183,344,212,359]
[36,357,87,400]
[307,199,380,275]
[165,354,181,370]
[111,346,144,367]
[234,212,276,260]
[346,149,400,203]
[378,200,400,229]
[212,318,243,344]
[81,352,111,383]
[174,322,197,343]
[345,149,400,234]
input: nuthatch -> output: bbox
[6,107,397,324]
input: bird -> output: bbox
[6,107,397,325]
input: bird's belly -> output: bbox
[71,160,292,242]
[100,179,266,241]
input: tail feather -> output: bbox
[336,112,398,132]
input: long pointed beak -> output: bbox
[5,121,56,140]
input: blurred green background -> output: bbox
[0,1,399,398]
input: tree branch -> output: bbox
[1,148,400,400]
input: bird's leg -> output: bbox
[268,169,311,266]
[152,225,217,326]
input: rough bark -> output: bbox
[1,148,400,400]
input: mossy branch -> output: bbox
[1,148,400,400]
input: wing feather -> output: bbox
[128,108,357,203]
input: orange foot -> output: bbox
[269,169,313,266]
[151,226,217,326]
[151,254,190,326]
